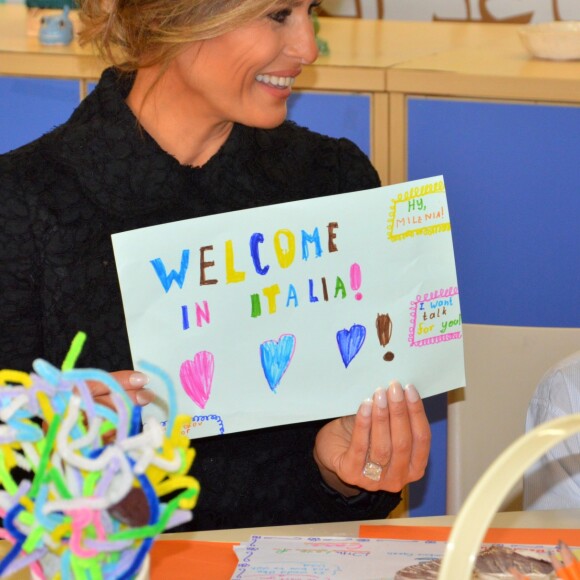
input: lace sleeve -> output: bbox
[0,151,44,370]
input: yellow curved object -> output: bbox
[439,413,580,579]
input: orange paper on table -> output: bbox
[359,524,580,546]
[151,540,239,580]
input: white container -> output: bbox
[134,554,150,580]
[31,554,150,580]
[519,21,580,60]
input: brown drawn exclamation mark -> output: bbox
[375,313,395,362]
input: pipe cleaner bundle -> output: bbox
[0,333,200,579]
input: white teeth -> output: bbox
[256,74,295,88]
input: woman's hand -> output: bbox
[87,370,156,410]
[313,381,431,497]
[42,371,155,441]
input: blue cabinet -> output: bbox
[0,76,79,154]
[288,91,371,156]
[408,98,580,329]
[1,79,372,158]
[406,97,580,517]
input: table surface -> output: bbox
[2,509,579,577]
[0,5,510,66]
[3,5,580,103]
[162,508,580,542]
[6,4,578,93]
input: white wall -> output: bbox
[447,324,580,514]
[11,0,580,21]
[323,0,580,22]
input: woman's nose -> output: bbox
[288,18,319,64]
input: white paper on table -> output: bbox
[231,536,562,579]
[232,536,447,579]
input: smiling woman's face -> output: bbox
[165,0,320,129]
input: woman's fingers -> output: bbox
[86,370,155,409]
[111,371,156,406]
[312,380,431,497]
[403,383,431,482]
[367,383,410,481]
[367,387,392,469]
[359,381,431,491]
[343,399,373,474]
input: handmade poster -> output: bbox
[112,175,465,439]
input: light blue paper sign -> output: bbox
[112,175,465,439]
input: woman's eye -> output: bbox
[268,1,322,23]
[309,1,322,15]
[268,9,291,23]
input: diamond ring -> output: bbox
[362,460,383,481]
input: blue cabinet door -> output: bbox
[407,97,580,517]
[287,91,371,156]
[0,82,372,158]
[0,77,79,154]
[408,98,580,329]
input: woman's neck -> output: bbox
[126,66,233,168]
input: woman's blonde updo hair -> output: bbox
[77,0,286,71]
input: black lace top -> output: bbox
[0,68,400,530]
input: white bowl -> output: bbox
[519,21,580,61]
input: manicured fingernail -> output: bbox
[129,372,149,387]
[135,389,155,406]
[374,387,387,409]
[359,398,373,417]
[404,383,420,403]
[388,381,404,402]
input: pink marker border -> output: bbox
[408,286,461,347]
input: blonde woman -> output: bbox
[0,0,430,530]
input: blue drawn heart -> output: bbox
[336,324,367,368]
[260,334,296,393]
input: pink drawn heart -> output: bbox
[179,351,214,409]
